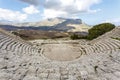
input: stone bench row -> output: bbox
[84,38,120,54]
[0,33,39,55]
[1,48,120,80]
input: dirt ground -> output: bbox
[42,43,82,61]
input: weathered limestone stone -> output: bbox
[0,28,120,80]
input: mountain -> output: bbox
[14,17,65,27]
[0,17,90,32]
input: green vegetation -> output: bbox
[12,31,19,36]
[1,66,7,69]
[70,34,87,40]
[87,23,115,40]
[70,23,115,40]
[15,42,17,44]
[109,54,113,58]
[94,65,98,72]
[111,37,120,41]
[70,34,79,40]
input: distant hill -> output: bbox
[0,17,90,32]
[11,30,69,40]
[90,27,120,43]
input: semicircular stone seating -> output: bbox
[0,28,120,80]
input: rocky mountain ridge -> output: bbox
[0,17,90,32]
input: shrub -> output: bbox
[111,37,120,41]
[70,34,87,40]
[70,34,79,40]
[12,32,19,36]
[94,65,98,72]
[87,23,115,40]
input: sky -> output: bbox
[0,0,120,25]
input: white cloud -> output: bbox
[19,0,40,6]
[2,0,102,22]
[22,5,40,14]
[18,0,102,19]
[0,8,27,22]
[104,18,120,25]
[43,9,67,19]
[43,0,101,19]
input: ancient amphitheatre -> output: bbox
[0,27,120,80]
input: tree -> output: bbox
[87,23,115,40]
[70,34,79,40]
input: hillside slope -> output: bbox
[90,27,120,43]
[0,18,90,32]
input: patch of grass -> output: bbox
[1,66,7,69]
[70,34,87,40]
[109,54,113,58]
[111,37,120,41]
[14,42,17,44]
[94,65,98,72]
